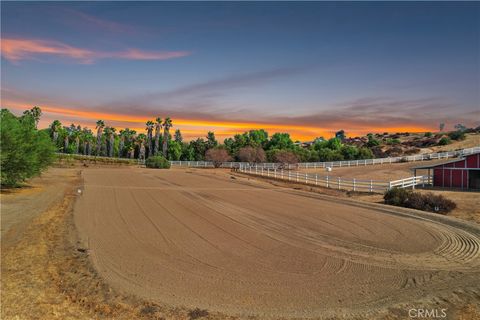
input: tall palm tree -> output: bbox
[103,127,116,157]
[70,125,81,154]
[162,117,173,158]
[136,133,147,160]
[30,106,42,128]
[145,120,155,158]
[63,126,70,153]
[95,120,105,156]
[119,129,126,158]
[154,117,163,155]
[109,127,116,157]
[23,106,42,128]
[81,128,94,155]
[50,120,62,145]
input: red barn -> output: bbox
[413,152,480,190]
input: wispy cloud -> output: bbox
[1,38,191,64]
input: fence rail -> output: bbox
[237,166,430,193]
[170,146,480,169]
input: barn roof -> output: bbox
[411,151,480,170]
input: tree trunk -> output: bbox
[163,131,168,158]
[96,133,102,156]
[109,136,114,157]
[64,136,69,153]
[119,138,124,158]
[75,137,80,154]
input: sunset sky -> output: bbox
[1,2,479,141]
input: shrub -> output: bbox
[1,109,56,187]
[438,137,451,145]
[384,188,411,206]
[384,188,456,214]
[271,150,299,167]
[145,155,171,169]
[205,147,232,168]
[424,132,433,137]
[448,131,466,141]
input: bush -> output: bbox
[424,132,433,137]
[1,109,56,187]
[384,188,456,214]
[384,188,411,206]
[145,155,171,169]
[438,137,451,145]
[205,147,232,168]
[448,131,466,141]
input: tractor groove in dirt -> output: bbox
[74,167,480,319]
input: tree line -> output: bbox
[49,114,374,164]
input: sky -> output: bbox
[1,1,479,141]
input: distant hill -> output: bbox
[341,130,479,158]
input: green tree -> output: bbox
[1,108,56,187]
[167,140,182,160]
[266,133,294,150]
[206,131,218,149]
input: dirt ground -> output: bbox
[74,167,480,319]
[299,159,448,181]
[2,166,480,320]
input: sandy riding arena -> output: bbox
[74,167,480,319]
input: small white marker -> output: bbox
[77,189,82,194]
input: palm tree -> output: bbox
[154,117,163,155]
[95,120,105,156]
[162,117,173,157]
[70,125,81,154]
[136,133,147,161]
[104,127,116,157]
[23,106,42,128]
[145,120,155,158]
[81,128,94,155]
[119,129,126,158]
[50,120,62,145]
[63,126,71,153]
[30,106,42,128]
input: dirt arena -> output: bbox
[299,159,447,181]
[74,167,480,319]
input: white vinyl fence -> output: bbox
[170,146,480,169]
[237,166,431,193]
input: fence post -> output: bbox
[353,178,356,192]
[388,181,392,190]
[296,172,299,182]
[326,176,329,188]
[274,169,277,178]
[305,173,308,184]
[370,180,373,192]
[315,174,318,185]
[281,169,284,180]
[338,177,341,189]
[261,167,264,176]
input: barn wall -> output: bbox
[430,154,479,189]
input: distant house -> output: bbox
[412,152,480,190]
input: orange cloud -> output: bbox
[3,100,434,141]
[1,38,190,63]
